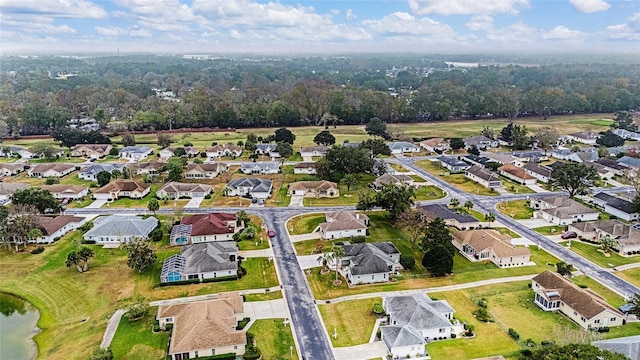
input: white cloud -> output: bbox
[1,14,77,34]
[485,21,539,43]
[0,0,107,19]
[95,26,126,37]
[542,26,586,39]
[569,0,611,13]
[129,28,152,37]
[346,9,356,20]
[362,12,454,38]
[330,9,340,15]
[465,15,493,31]
[602,12,640,40]
[408,0,529,15]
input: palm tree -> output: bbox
[223,186,230,203]
[65,251,82,272]
[601,235,615,254]
[341,174,358,193]
[485,212,496,228]
[317,251,334,274]
[449,198,460,209]
[147,198,159,215]
[332,244,345,283]
[236,210,249,227]
[77,246,95,272]
[464,200,474,210]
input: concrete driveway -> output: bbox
[185,196,204,208]
[239,249,274,258]
[526,184,549,193]
[243,299,289,319]
[86,199,108,208]
[290,194,305,207]
[298,255,322,269]
[333,342,388,360]
[516,218,554,228]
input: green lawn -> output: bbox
[501,178,535,194]
[248,319,299,360]
[110,311,169,360]
[561,240,640,268]
[303,173,375,206]
[533,225,566,236]
[617,268,640,289]
[497,200,533,219]
[414,185,446,200]
[317,298,380,347]
[287,213,326,235]
[243,291,283,302]
[409,174,424,182]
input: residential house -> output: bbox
[300,146,330,157]
[512,151,548,163]
[592,192,639,221]
[461,154,493,167]
[387,141,420,154]
[70,144,112,159]
[381,294,455,358]
[569,220,640,255]
[568,131,600,145]
[135,162,164,176]
[485,153,518,166]
[585,162,616,180]
[293,162,316,174]
[618,156,640,172]
[612,129,640,141]
[31,215,86,244]
[340,242,400,284]
[523,162,552,183]
[0,182,29,202]
[119,146,153,161]
[0,146,33,159]
[30,147,64,159]
[27,163,76,178]
[436,156,470,172]
[419,204,480,230]
[498,164,537,185]
[595,158,627,176]
[593,335,640,360]
[184,163,228,179]
[206,144,242,159]
[93,179,150,200]
[371,173,414,191]
[530,196,600,225]
[342,142,361,148]
[240,161,281,175]
[419,138,449,153]
[161,242,239,283]
[41,184,89,200]
[551,148,599,163]
[156,293,246,360]
[170,213,242,246]
[225,178,273,199]
[466,165,502,188]
[319,211,369,240]
[159,146,199,159]
[156,182,213,199]
[78,164,126,181]
[452,229,531,267]
[464,135,498,150]
[289,181,339,198]
[255,143,277,155]
[0,163,25,176]
[83,216,158,244]
[531,270,624,330]
[606,146,632,157]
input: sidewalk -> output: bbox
[239,248,274,258]
[149,286,282,306]
[100,309,125,349]
[289,232,321,242]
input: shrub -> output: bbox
[477,298,488,308]
[237,317,251,330]
[204,193,212,199]
[45,177,58,185]
[473,307,491,322]
[243,346,261,360]
[399,254,416,270]
[450,333,456,339]
[524,338,536,347]
[372,303,385,315]
[82,239,97,244]
[520,349,533,357]
[30,246,45,254]
[597,326,610,333]
[351,236,366,243]
[124,300,148,322]
[541,340,556,346]
[78,222,94,233]
[508,328,520,340]
[149,227,163,242]
[89,347,114,360]
[578,284,588,288]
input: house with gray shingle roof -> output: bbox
[340,242,400,284]
[225,178,272,199]
[592,192,639,221]
[119,146,153,161]
[530,196,600,225]
[618,156,640,170]
[156,182,213,199]
[387,141,420,154]
[381,293,456,358]
[436,156,470,172]
[240,161,281,175]
[0,182,29,202]
[78,163,126,181]
[161,242,239,283]
[594,335,640,359]
[418,204,479,230]
[83,215,158,245]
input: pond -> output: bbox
[0,293,40,360]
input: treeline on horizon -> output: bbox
[0,55,639,136]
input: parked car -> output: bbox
[561,231,577,239]
[268,229,276,238]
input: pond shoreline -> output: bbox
[0,291,41,360]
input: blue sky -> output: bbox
[0,0,638,54]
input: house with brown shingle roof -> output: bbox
[523,162,552,183]
[32,215,86,244]
[452,229,531,268]
[289,180,339,198]
[498,164,537,185]
[319,211,369,239]
[157,293,247,359]
[0,182,29,202]
[419,138,449,153]
[293,162,316,174]
[465,165,501,188]
[206,144,242,159]
[569,220,640,255]
[27,163,76,178]
[41,184,89,200]
[93,179,150,200]
[372,173,414,191]
[184,163,228,179]
[170,212,242,246]
[156,182,212,199]
[70,144,112,159]
[0,163,25,176]
[532,270,624,330]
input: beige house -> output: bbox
[184,163,228,179]
[419,138,450,153]
[0,163,25,176]
[289,181,339,198]
[530,196,600,225]
[206,144,242,159]
[157,293,247,360]
[569,220,640,255]
[372,173,414,191]
[70,144,112,159]
[293,162,316,174]
[0,182,29,202]
[319,211,369,239]
[28,163,76,178]
[41,184,89,200]
[465,165,501,188]
[532,271,624,330]
[498,164,537,185]
[452,229,531,268]
[135,162,164,176]
[93,179,150,200]
[156,182,213,199]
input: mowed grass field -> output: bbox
[317,297,380,347]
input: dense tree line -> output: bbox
[1,56,639,135]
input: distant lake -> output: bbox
[0,293,39,360]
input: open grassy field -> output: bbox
[560,240,640,268]
[317,297,380,347]
[501,178,535,194]
[302,173,376,206]
[287,213,325,235]
[248,319,299,360]
[415,184,446,200]
[616,268,640,289]
[110,311,169,360]
[496,200,534,219]
[533,225,566,236]
[414,160,498,196]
